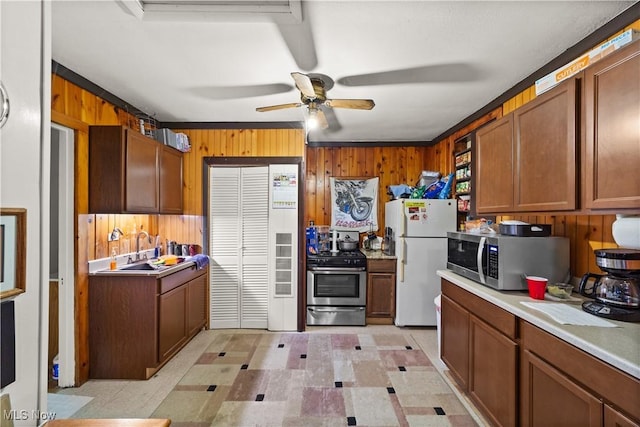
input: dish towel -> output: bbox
[192,254,210,270]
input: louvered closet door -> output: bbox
[209,166,269,329]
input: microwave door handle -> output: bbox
[477,236,486,284]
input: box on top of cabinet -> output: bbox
[535,28,638,95]
[155,128,191,152]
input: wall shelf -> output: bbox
[453,133,475,230]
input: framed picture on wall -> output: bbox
[330,177,379,232]
[0,208,26,299]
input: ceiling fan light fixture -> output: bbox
[306,107,319,129]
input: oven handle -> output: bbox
[307,267,366,272]
[308,306,365,312]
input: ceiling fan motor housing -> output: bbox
[300,78,327,104]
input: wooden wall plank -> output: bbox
[51,74,66,114]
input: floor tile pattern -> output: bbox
[151,332,477,427]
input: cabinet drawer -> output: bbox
[367,259,396,273]
[160,264,202,294]
[442,279,517,339]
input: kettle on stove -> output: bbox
[579,248,640,322]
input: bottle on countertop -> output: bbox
[110,248,117,270]
[154,235,161,258]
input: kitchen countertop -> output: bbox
[361,249,396,260]
[90,258,197,278]
[438,269,640,380]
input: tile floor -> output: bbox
[50,325,490,426]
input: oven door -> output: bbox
[307,268,367,306]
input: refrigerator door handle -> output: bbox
[399,236,405,282]
[400,203,407,237]
[477,236,486,284]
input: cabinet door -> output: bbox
[605,404,640,427]
[366,272,395,319]
[521,349,603,427]
[187,272,207,337]
[125,130,159,212]
[476,114,514,213]
[159,145,183,214]
[514,78,577,211]
[583,40,640,209]
[441,294,469,390]
[158,285,187,362]
[469,314,518,427]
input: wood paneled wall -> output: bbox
[304,146,432,231]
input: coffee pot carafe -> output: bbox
[579,272,640,308]
[579,248,640,322]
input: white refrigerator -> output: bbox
[385,199,456,326]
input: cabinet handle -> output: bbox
[0,82,9,129]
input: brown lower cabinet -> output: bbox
[520,320,640,427]
[441,279,517,427]
[366,258,396,324]
[89,265,207,380]
[441,278,640,427]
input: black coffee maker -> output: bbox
[579,248,640,322]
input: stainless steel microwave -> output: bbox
[446,231,570,290]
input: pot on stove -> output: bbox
[338,235,359,251]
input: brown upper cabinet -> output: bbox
[159,146,184,214]
[477,78,578,214]
[89,126,183,214]
[475,114,515,213]
[583,39,640,210]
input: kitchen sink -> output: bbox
[120,262,157,271]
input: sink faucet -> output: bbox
[135,230,152,261]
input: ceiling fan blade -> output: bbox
[275,8,318,71]
[291,72,316,98]
[315,109,329,129]
[320,106,342,132]
[325,99,375,110]
[336,63,481,86]
[189,83,293,100]
[256,102,302,112]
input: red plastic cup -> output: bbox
[526,276,548,300]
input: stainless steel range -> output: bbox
[306,247,367,326]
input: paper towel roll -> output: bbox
[612,215,640,249]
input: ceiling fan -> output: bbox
[256,72,375,129]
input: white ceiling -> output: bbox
[51,0,637,144]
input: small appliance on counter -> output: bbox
[579,248,640,322]
[447,231,570,290]
[382,226,395,256]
